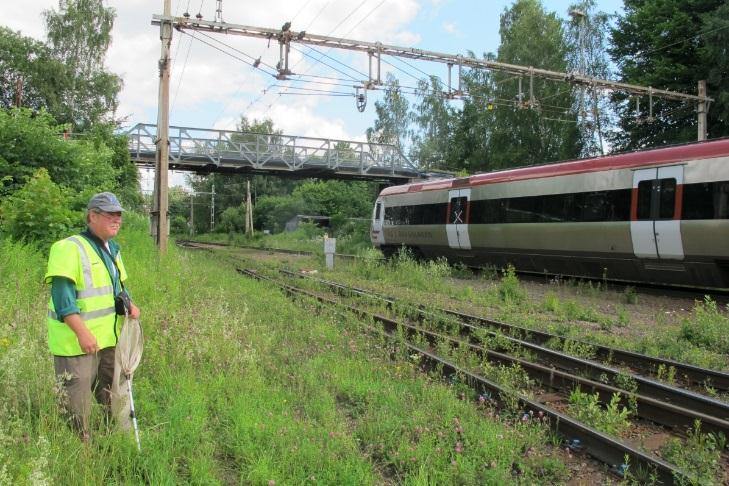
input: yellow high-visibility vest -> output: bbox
[45,235,128,356]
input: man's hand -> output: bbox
[129,303,141,320]
[63,314,99,354]
[76,328,100,354]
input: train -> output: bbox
[370,138,729,289]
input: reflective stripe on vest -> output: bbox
[47,235,123,356]
[66,236,115,299]
[48,307,116,321]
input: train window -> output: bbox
[383,203,447,225]
[658,178,676,219]
[718,183,729,219]
[683,181,729,219]
[469,188,632,224]
[637,180,654,220]
[375,203,382,220]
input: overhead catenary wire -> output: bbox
[638,22,729,58]
[171,0,684,129]
[290,45,362,81]
[171,32,195,111]
[177,26,592,124]
[251,0,386,115]
[260,0,377,111]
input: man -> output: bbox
[45,192,140,440]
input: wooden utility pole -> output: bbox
[189,193,194,236]
[210,183,215,231]
[698,80,707,141]
[15,78,23,107]
[153,0,172,253]
[245,180,253,236]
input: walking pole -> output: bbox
[126,373,141,451]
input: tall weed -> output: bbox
[680,297,729,355]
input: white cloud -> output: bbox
[442,21,461,36]
[6,0,424,141]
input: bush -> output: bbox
[680,297,729,355]
[498,264,526,303]
[170,215,189,235]
[0,168,81,248]
[218,204,246,233]
[0,109,122,198]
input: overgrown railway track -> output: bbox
[238,267,716,485]
[280,269,729,396]
[178,239,728,483]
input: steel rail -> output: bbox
[278,269,729,438]
[239,267,690,485]
[279,269,729,421]
[176,239,369,260]
[178,240,728,394]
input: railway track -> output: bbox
[279,269,729,395]
[278,269,729,435]
[176,239,369,261]
[238,267,723,485]
[177,239,728,303]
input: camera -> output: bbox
[115,290,132,315]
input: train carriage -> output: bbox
[370,138,729,289]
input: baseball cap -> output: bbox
[88,192,125,212]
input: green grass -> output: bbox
[186,220,374,256]
[0,214,568,484]
[299,252,729,373]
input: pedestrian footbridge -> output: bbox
[125,123,421,183]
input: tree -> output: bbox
[609,0,729,149]
[0,27,70,117]
[43,0,122,130]
[0,109,139,215]
[411,76,456,170]
[0,109,115,197]
[448,61,495,173]
[565,1,613,156]
[366,73,411,151]
[188,116,300,233]
[486,0,581,169]
[442,0,581,174]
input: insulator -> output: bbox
[356,88,367,112]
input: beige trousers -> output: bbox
[54,347,115,438]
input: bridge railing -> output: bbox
[125,123,419,176]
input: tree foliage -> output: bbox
[564,0,613,156]
[0,109,138,210]
[0,168,81,248]
[405,0,581,173]
[42,0,121,130]
[366,73,411,150]
[609,0,729,149]
[486,0,581,169]
[252,180,376,234]
[0,27,69,116]
[411,76,456,171]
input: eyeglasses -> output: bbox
[93,210,123,220]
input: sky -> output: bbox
[6,0,625,187]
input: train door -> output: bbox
[630,166,684,260]
[446,189,471,250]
[370,199,385,246]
